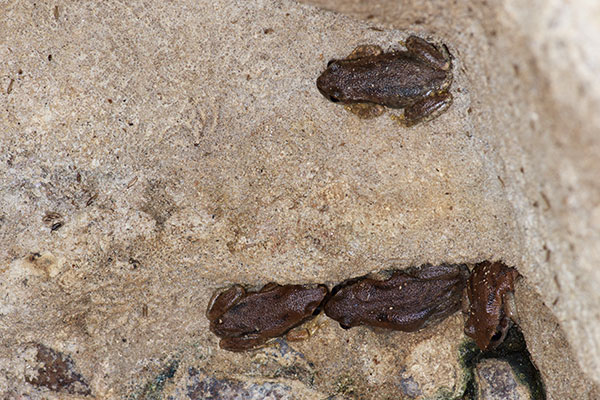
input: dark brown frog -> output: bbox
[206,283,328,351]
[317,35,453,125]
[463,261,519,350]
[324,264,469,331]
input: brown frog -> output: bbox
[316,35,453,125]
[206,283,328,352]
[324,264,469,331]
[463,261,520,350]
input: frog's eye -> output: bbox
[326,61,341,73]
[329,95,340,103]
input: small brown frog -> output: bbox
[463,261,519,350]
[316,35,453,125]
[206,283,328,352]
[324,264,469,331]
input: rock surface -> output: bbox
[1,0,599,398]
[474,359,531,400]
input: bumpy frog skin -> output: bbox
[316,35,453,125]
[206,283,328,352]
[463,261,519,350]
[324,264,469,331]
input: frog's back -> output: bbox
[334,52,448,108]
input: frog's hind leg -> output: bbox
[206,284,246,320]
[401,91,452,126]
[345,102,386,119]
[405,36,451,71]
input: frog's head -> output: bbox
[316,60,348,103]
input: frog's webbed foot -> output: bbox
[401,91,452,126]
[345,102,386,119]
[347,44,383,60]
[286,313,327,342]
[405,36,451,71]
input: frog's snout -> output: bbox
[317,76,341,103]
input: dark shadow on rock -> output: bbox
[460,326,546,399]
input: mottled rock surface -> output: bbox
[1,0,599,398]
[474,359,531,400]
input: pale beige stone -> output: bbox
[1,0,599,398]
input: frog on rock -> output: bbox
[206,283,328,352]
[463,261,520,350]
[317,35,453,125]
[324,264,469,331]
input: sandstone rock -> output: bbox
[1,0,599,398]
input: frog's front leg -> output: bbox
[402,91,452,126]
[405,36,451,71]
[347,44,383,60]
[345,102,386,119]
[502,290,520,325]
[285,313,327,342]
[487,285,520,349]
